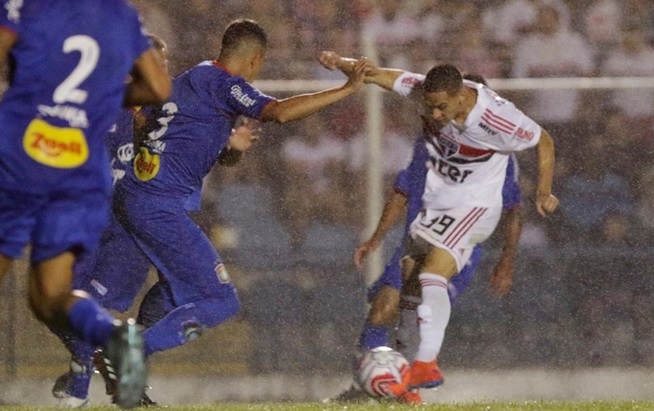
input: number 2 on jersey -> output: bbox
[53,35,99,104]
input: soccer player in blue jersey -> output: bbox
[0,1,170,408]
[48,33,260,406]
[110,18,366,370]
[46,34,170,408]
[52,115,258,406]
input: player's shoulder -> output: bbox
[472,86,524,133]
[189,61,242,83]
[483,86,536,126]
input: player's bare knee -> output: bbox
[28,289,67,324]
[368,302,398,327]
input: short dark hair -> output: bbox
[221,19,268,54]
[423,64,463,95]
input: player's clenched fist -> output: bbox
[536,192,559,217]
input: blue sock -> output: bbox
[68,339,95,399]
[68,298,115,347]
[358,320,389,350]
[137,282,175,328]
[143,293,239,357]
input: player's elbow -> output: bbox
[259,101,292,124]
[538,128,554,148]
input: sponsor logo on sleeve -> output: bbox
[401,76,422,87]
[515,127,534,141]
[478,122,498,135]
[23,118,88,168]
[230,85,256,107]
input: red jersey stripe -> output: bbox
[481,113,514,134]
[445,207,487,248]
[457,143,495,157]
[485,109,516,127]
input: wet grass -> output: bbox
[6,401,654,411]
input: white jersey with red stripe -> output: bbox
[393,72,542,209]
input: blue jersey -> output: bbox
[107,108,201,210]
[121,61,274,200]
[106,108,138,187]
[395,136,521,229]
[0,0,150,194]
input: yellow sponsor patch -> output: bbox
[23,118,88,168]
[133,146,160,181]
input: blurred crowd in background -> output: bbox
[4,0,654,378]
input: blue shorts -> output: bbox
[0,188,110,263]
[73,212,151,312]
[367,247,404,302]
[366,242,484,305]
[114,189,235,305]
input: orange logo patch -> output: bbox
[23,119,88,168]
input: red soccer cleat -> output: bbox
[388,360,445,397]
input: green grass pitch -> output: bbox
[5,402,654,411]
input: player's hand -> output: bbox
[489,258,513,297]
[343,58,368,92]
[228,118,260,152]
[353,238,380,271]
[536,192,559,217]
[318,51,341,71]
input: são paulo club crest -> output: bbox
[437,134,459,159]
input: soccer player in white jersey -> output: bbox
[320,52,558,398]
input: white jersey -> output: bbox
[393,73,541,209]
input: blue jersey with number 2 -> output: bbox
[0,0,151,194]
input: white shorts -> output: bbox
[409,206,502,271]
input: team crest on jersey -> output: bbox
[437,134,459,159]
[23,118,89,168]
[214,263,231,284]
[133,147,160,181]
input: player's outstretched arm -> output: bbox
[489,204,523,297]
[354,190,408,270]
[259,58,367,124]
[319,51,405,92]
[124,48,172,107]
[535,129,559,217]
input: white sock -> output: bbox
[396,295,421,362]
[414,273,451,363]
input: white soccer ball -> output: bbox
[356,346,409,398]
